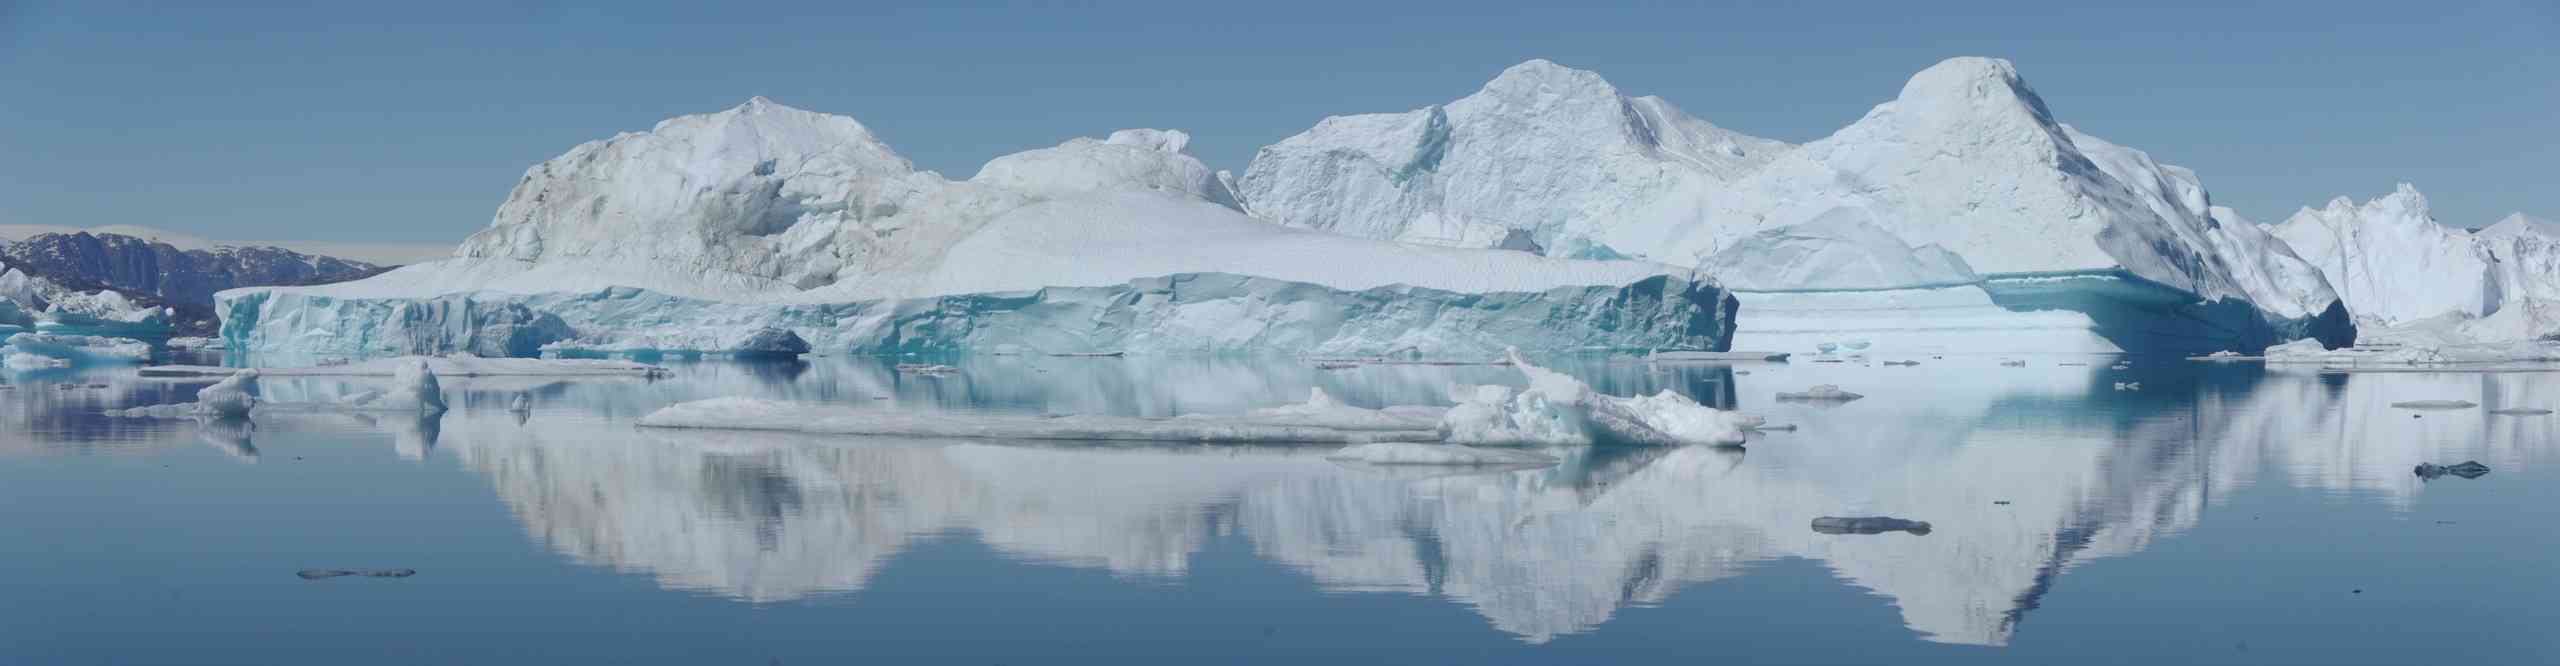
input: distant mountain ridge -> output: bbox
[0,231,391,335]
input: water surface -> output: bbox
[3,355,2554,664]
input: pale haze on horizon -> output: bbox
[1,0,2552,252]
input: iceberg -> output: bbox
[0,266,173,337]
[2270,197,2560,352]
[1439,350,1763,446]
[221,98,1735,358]
[4,351,67,371]
[3,332,151,365]
[109,369,258,419]
[1242,57,2349,353]
[2270,184,2501,326]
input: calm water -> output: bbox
[3,354,2556,664]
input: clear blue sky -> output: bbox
[3,0,2552,245]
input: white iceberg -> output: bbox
[110,369,258,419]
[219,99,1732,359]
[1439,350,1763,446]
[4,332,151,364]
[2270,184,2501,326]
[1243,57,2349,353]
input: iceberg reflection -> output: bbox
[261,360,2560,645]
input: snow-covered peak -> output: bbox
[1103,128,1191,153]
[1890,57,2060,130]
[2477,212,2560,239]
[1464,58,1627,115]
[972,129,1239,208]
[455,96,921,292]
[1706,57,2246,300]
[1240,59,1789,258]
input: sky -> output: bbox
[2,0,2553,250]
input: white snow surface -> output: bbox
[1243,57,2334,320]
[1698,209,1979,291]
[220,97,1706,358]
[1239,59,1790,258]
[2270,184,2501,326]
[272,97,1671,305]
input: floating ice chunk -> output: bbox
[2113,382,2141,391]
[1326,443,1558,466]
[5,332,150,364]
[198,370,259,418]
[111,370,258,419]
[1811,516,1932,536]
[2389,400,2476,410]
[164,336,223,351]
[508,392,533,413]
[1776,385,1863,401]
[3,351,67,371]
[1438,349,1763,446]
[388,358,447,413]
[2489,407,2552,415]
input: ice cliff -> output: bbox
[221,98,1732,358]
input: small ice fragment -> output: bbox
[2390,400,2477,410]
[1810,516,1931,536]
[1776,385,1863,401]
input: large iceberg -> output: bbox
[2269,184,2502,326]
[221,99,1734,358]
[2269,186,2560,350]
[1241,57,2351,353]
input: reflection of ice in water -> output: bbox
[162,359,2560,646]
